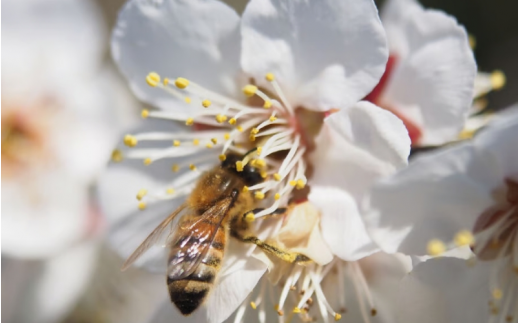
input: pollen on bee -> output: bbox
[242,186,249,193]
[141,109,149,118]
[454,230,474,247]
[219,154,226,161]
[166,188,175,194]
[255,191,265,200]
[123,134,138,147]
[143,158,152,166]
[175,77,190,89]
[427,239,446,256]
[193,138,200,146]
[111,149,123,162]
[243,85,258,97]
[264,100,272,109]
[189,164,197,171]
[138,202,147,210]
[173,140,181,147]
[136,189,147,201]
[202,99,212,108]
[146,72,160,87]
[186,118,194,126]
[260,170,268,178]
[171,164,180,172]
[265,73,275,82]
[236,161,244,172]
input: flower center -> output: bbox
[120,72,324,215]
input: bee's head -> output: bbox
[221,154,263,186]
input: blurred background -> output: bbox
[2,0,517,322]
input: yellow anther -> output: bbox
[251,128,259,135]
[296,179,306,190]
[274,193,281,200]
[174,77,189,89]
[171,164,180,172]
[141,109,149,118]
[468,34,476,50]
[185,118,194,126]
[111,149,123,162]
[490,70,506,90]
[189,164,197,171]
[242,186,249,193]
[206,143,213,149]
[249,135,256,142]
[255,191,265,200]
[245,212,255,222]
[492,288,503,300]
[454,230,474,247]
[293,307,301,314]
[166,188,175,195]
[427,239,446,256]
[269,115,277,122]
[146,72,160,87]
[184,97,191,104]
[229,118,237,125]
[242,85,258,97]
[211,138,218,144]
[254,159,266,167]
[123,134,138,147]
[334,313,342,321]
[236,126,243,132]
[173,140,181,147]
[260,170,268,178]
[236,161,244,172]
[250,302,257,310]
[163,78,169,85]
[202,99,212,108]
[138,202,147,210]
[219,154,226,161]
[193,139,200,146]
[143,158,152,166]
[224,133,231,140]
[289,180,297,186]
[277,310,284,316]
[216,114,227,123]
[265,73,275,82]
[263,100,272,109]
[256,146,263,155]
[273,173,282,181]
[136,189,147,201]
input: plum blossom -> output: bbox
[363,106,517,321]
[365,0,476,146]
[101,0,413,321]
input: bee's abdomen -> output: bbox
[168,227,226,316]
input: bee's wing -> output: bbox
[121,203,188,271]
[167,196,234,280]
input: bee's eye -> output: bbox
[241,165,263,186]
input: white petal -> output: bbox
[240,0,388,111]
[398,257,492,323]
[309,187,379,261]
[112,0,242,112]
[380,0,422,55]
[310,101,410,202]
[363,117,518,255]
[380,9,476,146]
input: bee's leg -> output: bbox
[230,229,312,265]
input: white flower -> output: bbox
[397,257,517,323]
[364,0,476,146]
[363,106,517,320]
[101,0,413,321]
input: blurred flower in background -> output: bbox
[2,0,140,322]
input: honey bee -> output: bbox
[121,154,311,316]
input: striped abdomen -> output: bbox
[167,217,227,316]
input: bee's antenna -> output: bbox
[242,147,257,159]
